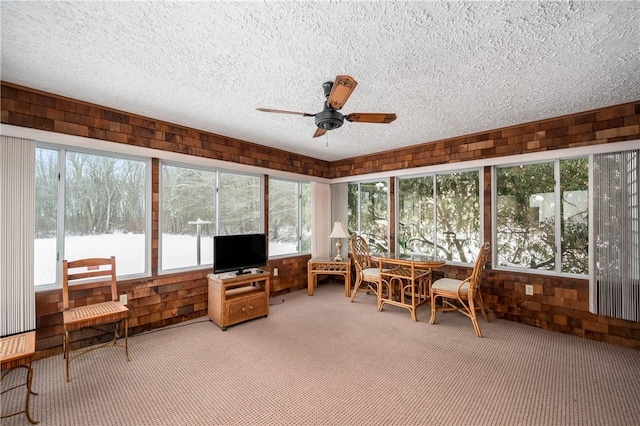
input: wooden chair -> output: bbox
[62,256,130,382]
[429,242,490,337]
[349,235,384,303]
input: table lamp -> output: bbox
[329,220,349,261]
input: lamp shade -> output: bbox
[329,221,349,239]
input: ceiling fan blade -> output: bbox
[327,75,358,110]
[256,108,314,117]
[345,113,397,124]
[313,127,327,138]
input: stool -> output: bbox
[1,331,39,424]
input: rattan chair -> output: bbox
[429,242,490,337]
[349,235,383,303]
[62,256,130,382]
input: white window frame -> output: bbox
[348,178,391,253]
[396,167,483,265]
[35,142,152,291]
[268,177,312,258]
[158,161,265,274]
[492,156,588,278]
[159,160,217,274]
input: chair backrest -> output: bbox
[350,235,372,273]
[62,256,118,310]
[468,242,490,293]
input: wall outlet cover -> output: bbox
[525,285,534,296]
[119,293,128,305]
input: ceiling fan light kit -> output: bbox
[257,75,397,138]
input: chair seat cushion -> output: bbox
[363,268,382,279]
[432,278,469,294]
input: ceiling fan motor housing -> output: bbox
[315,101,344,130]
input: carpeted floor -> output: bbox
[2,283,640,425]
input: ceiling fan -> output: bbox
[256,75,397,138]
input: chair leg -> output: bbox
[475,291,489,322]
[429,293,438,324]
[349,276,363,302]
[124,318,130,362]
[471,316,483,337]
[468,297,483,337]
[64,329,70,382]
[115,318,131,362]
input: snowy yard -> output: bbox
[35,234,295,286]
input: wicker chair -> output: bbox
[349,235,383,303]
[62,256,130,382]
[429,242,490,337]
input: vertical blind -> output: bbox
[0,136,36,336]
[590,149,640,322]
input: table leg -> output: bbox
[307,270,314,296]
[344,271,351,297]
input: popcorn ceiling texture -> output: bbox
[1,1,639,161]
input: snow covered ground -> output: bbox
[35,234,296,286]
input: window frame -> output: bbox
[348,178,391,254]
[35,142,152,291]
[395,167,483,265]
[158,160,218,274]
[492,155,589,278]
[268,177,312,258]
[158,161,266,274]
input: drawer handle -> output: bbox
[241,307,246,312]
[248,305,253,310]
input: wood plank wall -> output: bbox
[2,81,640,351]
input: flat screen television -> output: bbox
[213,233,267,275]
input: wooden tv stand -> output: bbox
[208,270,270,330]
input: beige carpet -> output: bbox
[2,283,640,425]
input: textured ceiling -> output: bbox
[2,1,639,161]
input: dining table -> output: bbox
[370,252,446,321]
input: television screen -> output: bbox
[213,233,267,275]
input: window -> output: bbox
[34,148,59,286]
[397,170,481,262]
[348,180,389,252]
[268,179,311,256]
[35,146,150,288]
[495,158,588,274]
[159,164,265,272]
[160,164,216,271]
[218,172,262,235]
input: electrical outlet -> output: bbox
[525,285,534,296]
[273,267,279,276]
[119,293,128,305]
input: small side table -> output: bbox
[1,330,39,424]
[308,258,352,297]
